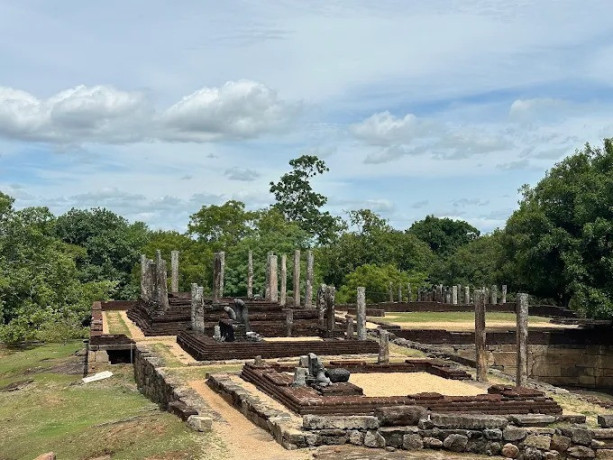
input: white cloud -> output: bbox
[0,81,297,145]
[224,167,261,181]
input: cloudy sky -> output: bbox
[2,1,612,233]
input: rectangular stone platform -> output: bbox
[177,330,379,361]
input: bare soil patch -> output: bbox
[349,372,485,397]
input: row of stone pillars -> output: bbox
[413,284,508,305]
[474,291,529,387]
[249,249,315,307]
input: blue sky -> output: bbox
[1,0,613,233]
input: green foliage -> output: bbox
[55,208,148,299]
[336,264,428,304]
[500,140,613,317]
[408,215,480,257]
[430,232,504,286]
[270,155,345,244]
[188,200,255,248]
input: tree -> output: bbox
[188,200,255,249]
[335,264,428,304]
[270,155,344,244]
[430,232,503,286]
[320,209,433,287]
[500,140,613,317]
[55,208,149,299]
[408,215,480,257]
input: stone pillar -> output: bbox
[305,250,314,309]
[388,282,394,302]
[432,286,437,302]
[317,284,326,327]
[452,285,458,305]
[397,285,402,302]
[213,251,225,302]
[378,330,390,364]
[356,286,367,340]
[445,288,451,304]
[191,283,204,333]
[457,284,463,304]
[475,290,488,382]
[155,250,169,310]
[170,250,179,293]
[465,286,470,305]
[140,254,152,302]
[346,315,354,339]
[516,293,529,387]
[501,285,507,304]
[265,251,272,300]
[407,283,412,302]
[247,250,253,299]
[280,254,287,306]
[269,254,278,302]
[438,284,444,303]
[491,285,498,305]
[293,249,301,307]
[285,308,293,337]
[325,285,336,335]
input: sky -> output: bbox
[2,0,613,233]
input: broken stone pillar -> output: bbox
[501,285,507,304]
[465,286,470,305]
[293,249,301,307]
[285,308,293,337]
[445,287,451,304]
[212,251,225,303]
[491,285,498,305]
[475,290,488,382]
[305,250,314,309]
[356,286,367,340]
[378,330,390,364]
[280,254,287,306]
[397,285,402,302]
[325,285,336,335]
[516,293,529,387]
[154,250,169,310]
[269,253,278,302]
[438,284,444,302]
[388,282,394,302]
[140,254,153,302]
[170,250,179,293]
[247,250,253,299]
[407,283,412,302]
[317,284,326,327]
[292,367,308,387]
[457,284,463,304]
[191,283,205,333]
[346,315,354,339]
[213,324,221,341]
[452,285,458,305]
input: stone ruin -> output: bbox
[291,353,350,388]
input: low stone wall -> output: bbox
[209,372,613,457]
[133,344,216,428]
[100,300,137,311]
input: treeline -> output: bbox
[1,140,612,344]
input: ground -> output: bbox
[0,342,217,460]
[369,311,573,331]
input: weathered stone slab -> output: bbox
[376,405,427,426]
[523,434,552,450]
[503,426,528,441]
[593,429,613,439]
[187,415,213,432]
[596,449,613,459]
[551,434,572,452]
[559,426,594,446]
[443,433,469,452]
[567,445,595,458]
[364,430,386,448]
[427,413,508,430]
[403,433,423,450]
[600,415,613,428]
[303,414,379,431]
[508,414,556,426]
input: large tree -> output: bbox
[270,155,344,244]
[500,140,613,316]
[408,215,480,257]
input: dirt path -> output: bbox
[188,380,311,460]
[118,310,145,340]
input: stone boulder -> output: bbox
[443,434,469,452]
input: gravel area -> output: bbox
[349,372,484,397]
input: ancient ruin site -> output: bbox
[83,250,613,460]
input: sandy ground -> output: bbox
[101,312,110,334]
[349,372,484,397]
[264,336,323,342]
[391,320,577,331]
[188,380,309,460]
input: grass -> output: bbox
[0,342,221,460]
[373,311,552,324]
[105,311,132,337]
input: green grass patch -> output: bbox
[105,311,132,337]
[373,311,552,324]
[0,342,219,459]
[149,343,184,368]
